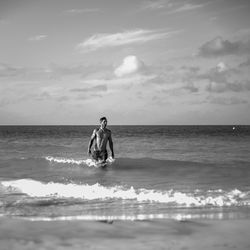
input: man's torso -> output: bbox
[94,128,111,152]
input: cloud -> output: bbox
[0,81,49,107]
[194,63,250,93]
[69,84,108,101]
[216,62,227,72]
[114,55,145,77]
[206,81,244,93]
[77,29,174,53]
[28,35,47,42]
[171,3,204,13]
[198,63,234,83]
[0,63,25,77]
[70,84,107,93]
[181,66,200,73]
[141,1,207,13]
[48,63,106,78]
[0,62,112,82]
[0,63,76,81]
[81,74,156,91]
[182,82,199,93]
[141,0,168,10]
[141,64,201,94]
[207,96,248,105]
[63,9,100,15]
[156,61,249,95]
[197,36,250,57]
[239,58,250,68]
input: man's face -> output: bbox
[100,119,107,129]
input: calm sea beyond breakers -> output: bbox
[0,125,250,249]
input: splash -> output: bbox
[45,156,115,167]
[2,179,250,207]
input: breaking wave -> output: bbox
[45,156,115,167]
[2,179,250,208]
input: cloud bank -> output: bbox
[182,62,250,94]
[198,36,250,57]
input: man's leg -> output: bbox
[99,150,108,163]
[92,150,100,161]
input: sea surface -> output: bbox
[0,125,250,221]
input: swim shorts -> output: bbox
[92,150,108,162]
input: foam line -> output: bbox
[13,212,239,221]
[45,156,115,167]
[2,179,249,207]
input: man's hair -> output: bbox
[100,117,107,122]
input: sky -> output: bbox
[0,0,250,125]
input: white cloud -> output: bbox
[216,62,227,72]
[114,55,145,77]
[28,35,47,42]
[77,29,174,53]
[171,3,204,13]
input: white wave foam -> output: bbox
[2,179,250,207]
[16,214,167,222]
[15,212,239,222]
[45,156,115,167]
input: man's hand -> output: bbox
[88,149,92,157]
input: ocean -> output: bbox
[0,125,250,222]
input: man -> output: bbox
[88,117,114,163]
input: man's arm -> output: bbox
[87,129,96,156]
[108,131,114,159]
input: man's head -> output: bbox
[100,117,107,129]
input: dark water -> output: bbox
[0,125,250,221]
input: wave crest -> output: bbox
[2,179,250,208]
[45,156,115,167]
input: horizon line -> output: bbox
[0,124,247,126]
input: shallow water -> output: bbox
[0,125,250,221]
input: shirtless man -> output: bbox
[87,117,114,163]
